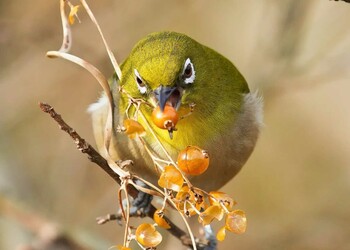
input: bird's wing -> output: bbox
[87,93,112,160]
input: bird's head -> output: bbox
[118,31,249,145]
[119,32,209,112]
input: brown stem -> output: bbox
[331,0,350,3]
[38,102,205,249]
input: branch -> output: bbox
[39,103,123,185]
[331,0,350,3]
[39,102,207,249]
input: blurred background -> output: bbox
[1,0,350,249]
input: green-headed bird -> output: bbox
[89,31,263,191]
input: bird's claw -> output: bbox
[128,179,153,216]
[203,225,217,250]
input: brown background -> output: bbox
[1,1,350,249]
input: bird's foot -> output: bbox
[127,179,153,217]
[203,225,217,250]
[96,180,153,225]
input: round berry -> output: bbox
[177,146,209,175]
[151,104,179,131]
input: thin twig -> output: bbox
[59,0,72,52]
[38,102,206,249]
[79,0,122,80]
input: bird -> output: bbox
[89,31,263,192]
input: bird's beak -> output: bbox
[153,85,181,111]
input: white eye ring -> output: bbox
[182,58,195,84]
[134,69,147,94]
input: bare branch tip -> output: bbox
[39,102,52,113]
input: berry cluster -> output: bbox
[122,105,247,249]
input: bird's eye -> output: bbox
[184,64,192,77]
[182,58,195,84]
[134,69,147,94]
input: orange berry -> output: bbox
[158,165,184,192]
[153,209,171,229]
[123,119,145,139]
[175,186,196,216]
[135,223,162,248]
[177,146,209,175]
[199,205,224,225]
[151,104,179,130]
[209,191,236,210]
[216,226,227,241]
[225,210,247,234]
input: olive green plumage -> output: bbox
[90,31,262,190]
